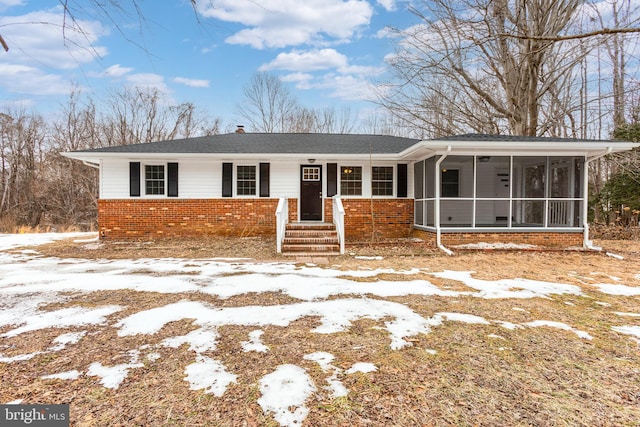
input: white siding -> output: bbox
[180,161,220,198]
[270,161,299,197]
[99,159,413,200]
[101,159,130,198]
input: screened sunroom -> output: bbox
[413,155,584,230]
[400,134,639,248]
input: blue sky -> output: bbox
[0,0,418,129]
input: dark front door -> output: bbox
[300,165,323,221]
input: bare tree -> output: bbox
[380,0,593,137]
[238,73,300,133]
[0,109,47,227]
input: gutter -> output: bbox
[82,160,100,169]
[582,147,613,250]
[435,146,454,255]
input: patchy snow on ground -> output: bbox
[258,364,316,427]
[593,283,640,296]
[0,232,638,427]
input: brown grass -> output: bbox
[1,237,640,426]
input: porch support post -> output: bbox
[583,147,612,249]
[435,146,453,255]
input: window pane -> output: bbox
[425,157,436,198]
[441,169,459,197]
[414,161,424,199]
[341,166,362,196]
[550,157,573,198]
[476,156,510,198]
[440,200,473,226]
[237,165,256,195]
[512,200,544,226]
[476,200,509,227]
[513,157,546,198]
[441,156,473,197]
[145,165,165,195]
[372,166,393,196]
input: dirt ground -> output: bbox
[2,236,640,426]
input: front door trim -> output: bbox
[300,165,323,221]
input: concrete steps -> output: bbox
[281,223,341,256]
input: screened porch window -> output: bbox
[413,155,584,230]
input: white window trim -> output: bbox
[235,163,258,197]
[339,164,365,197]
[142,163,167,198]
[371,165,395,198]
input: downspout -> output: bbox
[583,147,612,250]
[435,146,454,255]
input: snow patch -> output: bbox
[241,330,269,353]
[184,356,237,396]
[593,283,640,296]
[612,325,640,343]
[346,363,377,374]
[525,320,593,340]
[258,364,315,427]
[42,370,81,380]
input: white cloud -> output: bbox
[0,10,108,70]
[0,0,23,11]
[376,0,397,12]
[280,73,314,90]
[195,0,373,49]
[126,73,171,95]
[280,73,313,83]
[102,64,133,78]
[0,63,74,95]
[260,49,348,72]
[314,73,378,101]
[173,77,210,88]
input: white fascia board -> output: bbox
[62,151,403,162]
[399,140,639,160]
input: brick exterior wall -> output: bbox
[98,199,288,239]
[99,197,582,247]
[337,198,414,241]
[98,198,414,240]
[412,228,584,248]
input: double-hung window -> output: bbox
[237,165,257,196]
[145,165,165,195]
[340,166,362,196]
[372,166,394,196]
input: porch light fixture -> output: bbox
[308,159,316,163]
[478,156,491,162]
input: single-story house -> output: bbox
[63,131,639,254]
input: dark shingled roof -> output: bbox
[435,133,619,143]
[73,133,421,155]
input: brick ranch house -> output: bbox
[64,132,638,254]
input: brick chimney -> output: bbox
[236,125,245,134]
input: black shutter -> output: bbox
[397,164,408,198]
[259,163,270,197]
[129,162,140,197]
[222,162,233,197]
[167,162,179,197]
[327,163,337,197]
